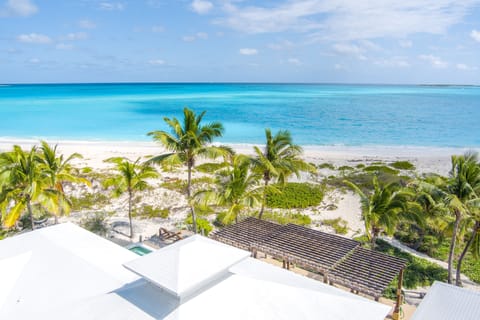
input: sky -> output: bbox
[0,0,480,84]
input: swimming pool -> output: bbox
[128,245,152,256]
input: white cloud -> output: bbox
[374,56,410,68]
[190,0,213,14]
[334,63,346,70]
[63,32,88,41]
[333,43,366,60]
[196,32,208,39]
[471,29,480,42]
[456,63,476,70]
[79,19,96,29]
[216,0,478,41]
[152,25,164,33]
[17,33,51,44]
[28,57,40,63]
[359,40,382,51]
[268,40,294,50]
[287,58,302,65]
[182,35,196,42]
[182,32,208,41]
[419,54,448,68]
[399,40,413,48]
[99,2,124,11]
[148,59,165,65]
[1,0,38,17]
[56,43,73,50]
[239,48,258,55]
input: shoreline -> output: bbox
[1,137,477,175]
[0,137,477,154]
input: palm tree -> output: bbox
[197,154,263,224]
[253,128,315,219]
[416,152,480,284]
[103,157,158,238]
[453,155,480,286]
[38,141,90,224]
[0,145,46,230]
[345,176,423,249]
[148,107,227,233]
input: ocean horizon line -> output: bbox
[1,82,480,87]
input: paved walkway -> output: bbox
[381,237,480,292]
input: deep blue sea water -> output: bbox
[0,83,479,147]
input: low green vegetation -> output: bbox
[337,165,354,172]
[390,161,416,170]
[350,238,449,298]
[195,162,228,173]
[363,165,399,175]
[262,211,312,226]
[266,183,323,209]
[185,216,213,235]
[160,179,186,191]
[133,205,169,219]
[321,218,348,235]
[71,193,110,211]
[318,162,335,170]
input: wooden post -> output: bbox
[392,268,404,320]
[282,259,286,268]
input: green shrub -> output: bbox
[214,211,236,227]
[322,218,348,235]
[195,162,228,173]
[71,192,110,211]
[318,163,335,170]
[266,183,323,209]
[161,179,186,191]
[80,212,108,236]
[390,161,416,171]
[355,164,365,169]
[338,165,354,172]
[133,205,169,219]
[81,166,93,174]
[185,216,213,235]
[363,165,399,175]
[373,239,448,298]
[262,211,312,226]
[191,176,216,185]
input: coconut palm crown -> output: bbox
[147,107,227,233]
[345,176,423,249]
[253,128,315,219]
[103,157,158,238]
[0,145,46,229]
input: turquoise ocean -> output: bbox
[0,83,479,147]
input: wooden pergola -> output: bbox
[211,217,407,319]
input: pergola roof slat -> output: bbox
[211,217,407,298]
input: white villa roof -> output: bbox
[124,235,250,300]
[411,281,480,320]
[0,223,391,319]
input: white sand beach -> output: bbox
[1,138,477,242]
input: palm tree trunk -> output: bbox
[27,199,35,230]
[128,189,133,238]
[455,221,480,286]
[447,211,461,284]
[187,161,197,233]
[258,179,269,220]
[371,228,378,250]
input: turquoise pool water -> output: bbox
[129,245,152,256]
